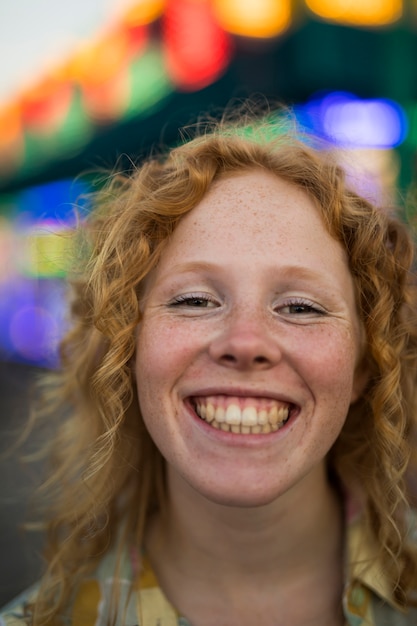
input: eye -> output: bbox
[277,298,326,317]
[169,293,219,309]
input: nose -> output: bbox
[208,310,282,371]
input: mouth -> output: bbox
[190,394,293,434]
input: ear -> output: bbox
[350,358,370,404]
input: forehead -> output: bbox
[166,168,344,264]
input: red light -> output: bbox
[21,75,73,132]
[163,0,232,91]
[124,23,149,56]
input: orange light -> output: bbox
[68,26,132,121]
[0,103,24,175]
[69,27,130,88]
[122,0,166,25]
[164,0,232,91]
[213,0,291,38]
[0,102,22,146]
[305,0,402,26]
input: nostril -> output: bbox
[221,354,237,363]
[219,353,270,366]
[254,355,268,364]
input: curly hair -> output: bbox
[26,112,417,623]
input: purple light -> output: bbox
[9,305,59,364]
[319,93,407,148]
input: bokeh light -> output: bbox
[21,73,73,132]
[0,179,89,366]
[0,103,25,176]
[306,0,402,26]
[322,94,406,148]
[120,0,166,25]
[127,45,173,116]
[9,305,59,364]
[213,0,291,38]
[298,92,407,148]
[323,98,406,148]
[163,0,232,91]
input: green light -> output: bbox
[126,44,174,118]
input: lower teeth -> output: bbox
[201,418,286,434]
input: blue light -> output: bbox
[1,278,68,367]
[0,177,91,366]
[300,92,407,149]
[9,305,59,364]
[18,178,90,222]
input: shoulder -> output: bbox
[371,597,417,625]
[0,544,136,626]
[0,585,38,625]
[0,613,28,626]
[345,513,417,626]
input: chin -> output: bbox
[194,482,287,509]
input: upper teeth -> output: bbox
[194,398,290,434]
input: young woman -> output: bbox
[2,112,417,625]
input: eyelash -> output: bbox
[169,294,326,316]
[277,298,326,316]
[169,293,219,308]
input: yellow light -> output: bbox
[122,0,166,25]
[25,229,73,278]
[305,0,402,26]
[213,0,291,38]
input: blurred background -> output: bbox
[1,0,417,607]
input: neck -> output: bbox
[161,463,341,572]
[145,463,345,625]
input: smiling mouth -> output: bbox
[191,395,292,434]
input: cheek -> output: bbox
[298,328,360,408]
[135,320,197,406]
[134,320,202,459]
[134,325,170,446]
[295,333,359,459]
[137,320,180,371]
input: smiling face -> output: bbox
[135,169,365,508]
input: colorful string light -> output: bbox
[213,0,291,38]
[163,0,231,91]
[305,0,402,26]
[0,0,413,181]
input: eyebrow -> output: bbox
[161,261,337,286]
[163,261,224,276]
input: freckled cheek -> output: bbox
[297,333,358,397]
[299,339,358,446]
[136,321,203,384]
